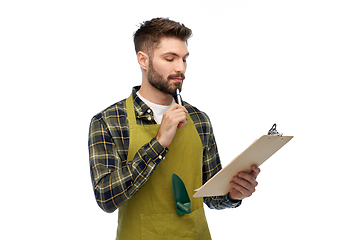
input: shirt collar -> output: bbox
[131,86,154,122]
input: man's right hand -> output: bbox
[156,103,188,148]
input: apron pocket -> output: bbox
[140,208,211,240]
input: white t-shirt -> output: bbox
[136,91,175,124]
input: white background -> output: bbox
[1,0,359,239]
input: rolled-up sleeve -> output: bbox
[88,114,168,213]
[200,113,242,210]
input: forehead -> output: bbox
[153,38,189,57]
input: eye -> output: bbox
[166,58,174,62]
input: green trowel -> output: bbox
[171,173,191,215]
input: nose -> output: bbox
[174,59,186,74]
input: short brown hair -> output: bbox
[133,17,192,54]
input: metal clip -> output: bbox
[268,123,283,136]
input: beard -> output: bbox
[147,60,185,97]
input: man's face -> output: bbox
[147,38,189,96]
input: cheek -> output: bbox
[154,63,172,77]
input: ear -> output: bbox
[137,51,149,71]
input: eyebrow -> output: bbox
[161,52,190,58]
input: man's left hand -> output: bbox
[229,165,260,201]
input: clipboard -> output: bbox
[193,124,293,198]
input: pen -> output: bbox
[176,88,182,106]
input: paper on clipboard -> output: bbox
[193,135,293,198]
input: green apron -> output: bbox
[116,95,211,240]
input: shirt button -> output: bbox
[159,155,162,160]
[147,116,152,121]
[147,109,152,113]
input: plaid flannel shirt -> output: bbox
[88,86,241,213]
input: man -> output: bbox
[88,17,260,239]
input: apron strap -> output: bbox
[126,94,136,125]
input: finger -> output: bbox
[250,165,261,179]
[232,175,256,192]
[166,110,186,129]
[230,183,254,198]
[237,172,257,187]
[230,181,246,194]
[170,103,188,113]
[177,118,187,129]
[163,109,187,125]
[173,110,187,123]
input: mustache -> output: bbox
[167,73,185,81]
